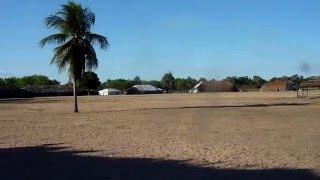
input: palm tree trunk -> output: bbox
[73,78,79,113]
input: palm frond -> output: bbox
[59,2,84,34]
[54,52,70,73]
[86,33,109,49]
[51,39,74,63]
[45,15,66,30]
[83,8,95,30]
[50,39,75,74]
[39,33,69,47]
[84,41,98,71]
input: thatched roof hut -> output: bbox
[260,80,294,92]
[190,81,236,93]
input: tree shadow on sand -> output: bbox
[0,144,318,180]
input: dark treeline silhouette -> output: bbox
[1,73,319,93]
[0,75,60,88]
[0,144,318,180]
[0,72,101,98]
[100,73,319,92]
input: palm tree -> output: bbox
[161,72,175,93]
[40,1,109,112]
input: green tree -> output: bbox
[102,79,134,91]
[270,76,289,82]
[174,77,198,92]
[0,75,59,88]
[225,76,253,90]
[289,74,303,85]
[174,78,186,92]
[174,77,196,92]
[33,75,60,85]
[80,71,101,95]
[4,77,21,88]
[186,76,197,89]
[20,75,60,87]
[0,78,7,87]
[133,76,142,85]
[251,76,266,88]
[40,1,109,112]
[20,76,35,86]
[161,72,175,92]
[146,80,162,88]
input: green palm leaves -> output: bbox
[40,1,109,79]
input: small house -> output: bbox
[98,88,121,95]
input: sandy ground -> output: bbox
[0,92,319,179]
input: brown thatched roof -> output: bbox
[197,81,236,92]
[260,80,294,91]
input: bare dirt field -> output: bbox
[0,92,319,179]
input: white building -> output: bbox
[98,88,121,95]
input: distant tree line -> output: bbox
[100,77,164,92]
[99,73,266,92]
[1,72,317,93]
[225,76,267,91]
[99,73,318,92]
[0,75,60,88]
[270,74,304,85]
[222,74,315,91]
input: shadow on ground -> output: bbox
[0,144,318,180]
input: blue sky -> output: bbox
[1,0,320,83]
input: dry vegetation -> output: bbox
[0,92,319,179]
